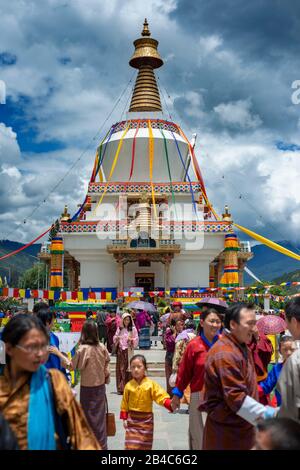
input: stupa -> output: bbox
[42,20,252,295]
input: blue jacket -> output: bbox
[260,362,283,406]
[44,332,66,374]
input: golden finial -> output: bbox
[222,205,232,222]
[142,19,151,36]
[60,205,71,222]
[129,20,163,112]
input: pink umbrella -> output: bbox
[257,315,286,335]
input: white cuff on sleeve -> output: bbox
[236,395,266,425]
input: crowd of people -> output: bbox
[0,297,300,450]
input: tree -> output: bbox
[18,263,48,289]
[0,297,20,312]
[48,220,60,242]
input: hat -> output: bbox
[171,301,182,309]
[122,312,131,320]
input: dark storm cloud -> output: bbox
[171,0,300,60]
[161,0,300,138]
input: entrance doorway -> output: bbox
[135,273,154,292]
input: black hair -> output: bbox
[130,354,147,370]
[86,308,93,319]
[170,318,183,328]
[122,315,133,331]
[285,297,300,323]
[279,334,294,346]
[2,314,48,363]
[185,320,196,330]
[256,418,300,450]
[33,301,49,314]
[80,320,99,346]
[36,308,54,326]
[224,302,255,330]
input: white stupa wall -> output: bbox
[101,128,188,183]
[63,231,225,288]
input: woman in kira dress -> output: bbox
[50,319,110,449]
[171,308,222,449]
[113,313,139,394]
[0,314,100,450]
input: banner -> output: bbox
[0,285,297,301]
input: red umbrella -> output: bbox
[257,315,286,335]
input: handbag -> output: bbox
[105,396,116,437]
[169,372,177,388]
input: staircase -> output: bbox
[109,340,166,377]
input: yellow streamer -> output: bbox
[98,166,104,182]
[234,223,300,261]
[148,120,157,218]
[93,122,131,214]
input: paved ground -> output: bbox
[77,343,190,450]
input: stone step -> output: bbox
[110,368,166,377]
[109,360,165,369]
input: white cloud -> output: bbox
[184,91,206,119]
[1,165,21,179]
[196,129,300,241]
[214,99,262,130]
[198,35,223,57]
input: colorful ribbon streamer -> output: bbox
[148,120,157,218]
[129,120,140,180]
[160,128,176,207]
[92,122,131,213]
[171,130,198,217]
[177,125,219,221]
[94,125,116,181]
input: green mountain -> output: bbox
[272,269,300,284]
[0,240,42,286]
[246,241,300,283]
[271,269,300,296]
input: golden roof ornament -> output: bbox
[129,19,163,112]
[140,191,150,204]
[222,205,232,222]
[60,205,71,222]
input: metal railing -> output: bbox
[239,241,251,252]
[111,239,177,247]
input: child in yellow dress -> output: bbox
[120,354,173,450]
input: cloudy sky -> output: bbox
[1,0,300,246]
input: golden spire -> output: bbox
[129,19,163,112]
